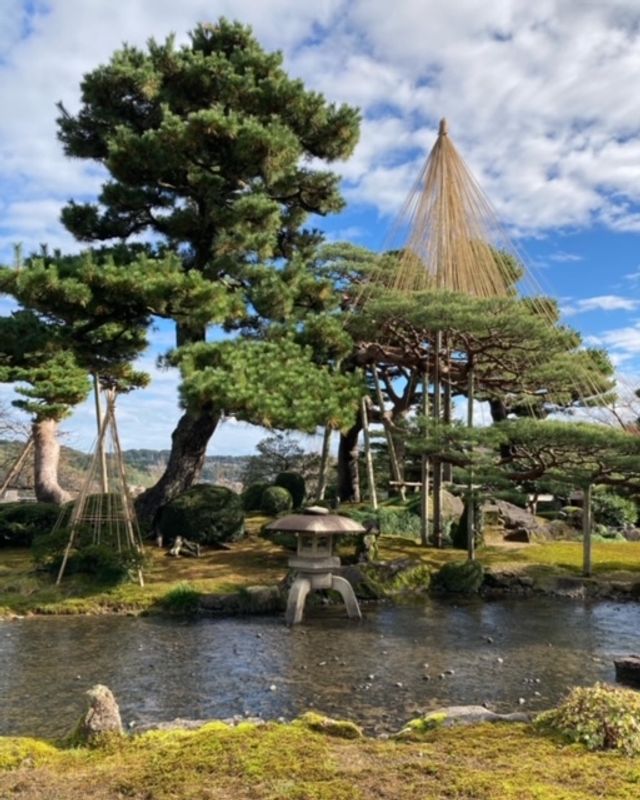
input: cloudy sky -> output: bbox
[1,0,640,454]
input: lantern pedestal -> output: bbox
[286,556,361,625]
[265,510,365,625]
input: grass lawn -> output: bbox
[1,719,640,800]
[2,514,640,616]
[0,519,288,616]
[379,536,640,583]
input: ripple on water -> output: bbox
[1,597,639,737]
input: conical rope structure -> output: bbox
[357,118,620,549]
[55,388,144,586]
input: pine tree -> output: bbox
[0,249,151,503]
[55,20,360,521]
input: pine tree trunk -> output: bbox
[135,404,220,526]
[32,418,70,505]
[337,420,362,503]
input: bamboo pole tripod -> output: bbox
[56,387,144,586]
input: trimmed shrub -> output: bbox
[261,485,293,516]
[275,472,306,508]
[241,482,270,512]
[157,484,245,546]
[434,560,484,593]
[536,683,640,755]
[592,491,637,528]
[32,530,143,584]
[0,502,61,547]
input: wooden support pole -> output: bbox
[442,340,453,483]
[93,374,109,494]
[361,397,378,510]
[0,437,34,499]
[420,365,430,547]
[466,361,475,562]
[432,331,443,548]
[317,425,332,501]
[583,482,593,578]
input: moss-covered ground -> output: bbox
[2,513,640,617]
[1,719,640,799]
[0,517,287,616]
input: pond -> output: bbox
[1,597,639,738]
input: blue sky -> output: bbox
[1,0,640,454]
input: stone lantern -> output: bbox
[265,506,365,625]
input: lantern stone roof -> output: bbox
[265,511,365,535]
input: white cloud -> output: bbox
[562,295,640,316]
[548,251,583,263]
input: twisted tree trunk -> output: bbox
[32,418,70,504]
[135,404,221,526]
[337,418,362,503]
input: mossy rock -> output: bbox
[395,713,447,740]
[363,561,431,597]
[297,712,363,739]
[261,485,293,515]
[434,560,484,594]
[274,472,306,508]
[157,484,245,546]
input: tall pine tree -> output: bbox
[56,20,360,521]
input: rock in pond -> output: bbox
[72,684,123,743]
[614,655,640,685]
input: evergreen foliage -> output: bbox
[274,472,306,508]
[157,484,245,546]
[260,485,293,515]
[591,490,637,528]
[0,502,60,547]
[241,482,271,512]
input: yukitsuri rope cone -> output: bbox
[55,388,144,587]
[389,118,516,297]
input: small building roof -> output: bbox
[265,513,365,535]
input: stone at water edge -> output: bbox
[73,684,123,743]
[614,655,640,685]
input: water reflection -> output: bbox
[1,597,638,737]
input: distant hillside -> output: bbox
[0,440,250,494]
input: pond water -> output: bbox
[1,597,639,738]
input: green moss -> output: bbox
[0,737,58,771]
[297,712,364,739]
[434,560,484,593]
[159,582,201,616]
[2,718,640,798]
[396,712,447,740]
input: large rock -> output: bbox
[492,501,545,534]
[74,684,123,743]
[395,705,529,739]
[615,656,640,685]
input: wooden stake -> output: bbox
[420,365,430,547]
[0,437,33,499]
[317,425,332,501]
[432,331,443,547]
[361,397,378,510]
[466,360,475,561]
[93,375,109,494]
[583,482,593,578]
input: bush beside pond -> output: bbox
[433,560,484,593]
[157,484,245,546]
[536,683,640,755]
